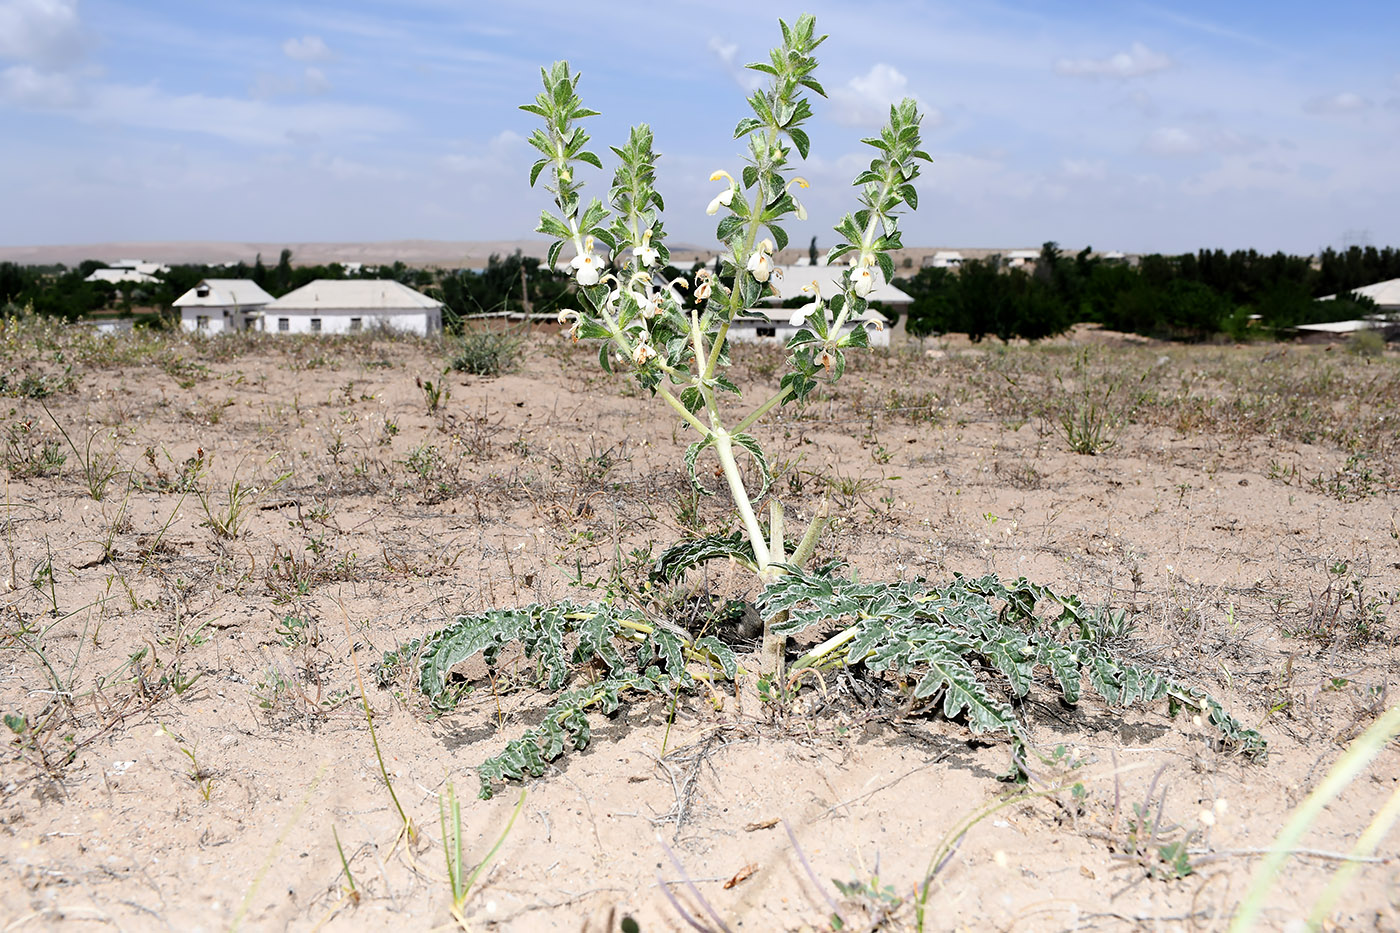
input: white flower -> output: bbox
[850,263,875,298]
[556,308,582,340]
[570,237,604,286]
[747,238,775,283]
[706,170,736,215]
[786,177,809,221]
[631,338,657,365]
[635,229,659,268]
[790,281,822,327]
[858,307,885,331]
[815,348,836,370]
[694,269,712,302]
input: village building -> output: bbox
[926,250,965,269]
[85,268,160,285]
[725,263,912,348]
[263,279,443,335]
[1005,249,1040,268]
[173,279,276,334]
[1302,278,1400,341]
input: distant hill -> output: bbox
[0,240,1069,271]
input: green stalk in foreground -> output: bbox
[1230,703,1400,932]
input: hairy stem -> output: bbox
[657,387,711,437]
[734,383,795,434]
[712,430,770,569]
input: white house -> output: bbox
[1006,249,1039,269]
[85,268,160,285]
[1320,277,1400,314]
[927,251,965,269]
[1306,278,1400,341]
[109,259,170,275]
[263,280,443,335]
[726,263,912,348]
[173,279,276,334]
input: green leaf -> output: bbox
[694,636,739,679]
[651,532,758,582]
[734,117,764,138]
[684,436,716,497]
[789,127,811,159]
[730,432,772,500]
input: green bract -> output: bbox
[390,14,1266,799]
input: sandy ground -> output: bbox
[1,326,1398,931]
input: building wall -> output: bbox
[727,319,891,348]
[262,308,441,336]
[180,306,239,334]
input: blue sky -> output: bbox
[2,0,1398,254]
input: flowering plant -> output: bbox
[387,15,1264,799]
[524,14,926,669]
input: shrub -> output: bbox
[447,328,523,376]
[1345,329,1385,357]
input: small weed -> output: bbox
[43,405,123,500]
[158,723,214,801]
[1,419,66,479]
[418,373,450,413]
[1058,396,1118,455]
[440,782,526,923]
[198,479,260,539]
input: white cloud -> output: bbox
[0,0,84,68]
[80,83,403,147]
[830,64,936,128]
[438,130,524,176]
[1302,92,1370,115]
[707,36,760,91]
[303,67,331,95]
[1055,42,1172,79]
[282,35,332,62]
[1140,125,1265,158]
[0,63,78,107]
[1061,158,1107,181]
[1143,126,1202,156]
[249,66,333,100]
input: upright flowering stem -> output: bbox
[523,15,928,678]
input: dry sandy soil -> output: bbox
[1,321,1398,931]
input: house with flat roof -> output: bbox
[173,279,276,334]
[927,250,965,269]
[263,280,443,335]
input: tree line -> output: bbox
[4,243,1396,342]
[894,243,1396,342]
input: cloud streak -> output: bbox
[282,35,332,62]
[1055,42,1172,79]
